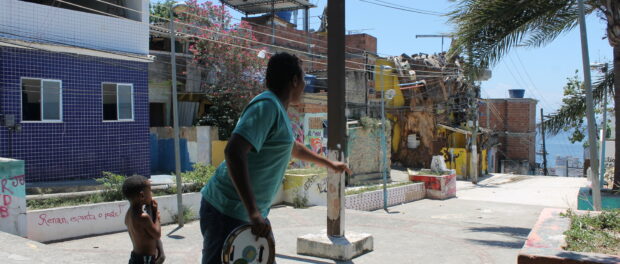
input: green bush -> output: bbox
[182,163,217,192]
[562,209,620,255]
[96,172,126,201]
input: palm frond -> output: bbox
[448,0,596,77]
[544,69,614,136]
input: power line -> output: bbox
[358,0,444,16]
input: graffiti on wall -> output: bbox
[304,114,328,157]
[1,174,25,218]
[288,111,328,168]
[35,204,125,227]
[289,109,305,144]
[0,158,26,236]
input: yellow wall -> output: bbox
[375,59,405,108]
[375,59,405,151]
[442,147,488,178]
[442,147,468,178]
[482,149,488,174]
[211,140,228,166]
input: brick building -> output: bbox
[479,97,538,174]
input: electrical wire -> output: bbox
[358,0,444,16]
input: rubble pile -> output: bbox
[389,53,473,168]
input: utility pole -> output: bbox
[471,97,479,184]
[540,108,548,176]
[170,4,186,226]
[577,0,602,210]
[297,1,373,261]
[326,0,346,238]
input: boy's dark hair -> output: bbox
[265,52,304,94]
[122,175,149,200]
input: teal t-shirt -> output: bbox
[201,91,294,221]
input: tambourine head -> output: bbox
[222,225,275,264]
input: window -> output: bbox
[103,83,134,121]
[21,78,62,122]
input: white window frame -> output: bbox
[20,77,63,123]
[102,82,134,122]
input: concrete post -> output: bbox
[577,0,602,210]
[297,1,374,260]
[170,7,184,226]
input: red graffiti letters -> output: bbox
[1,178,13,195]
[38,214,69,226]
[37,204,126,226]
[0,174,25,218]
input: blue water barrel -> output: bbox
[304,74,316,93]
[509,89,525,98]
[276,11,293,23]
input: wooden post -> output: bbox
[327,0,346,237]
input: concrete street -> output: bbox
[7,173,587,263]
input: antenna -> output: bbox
[415,34,453,53]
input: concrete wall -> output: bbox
[345,71,368,105]
[282,169,328,206]
[0,158,26,237]
[347,126,391,184]
[150,126,218,173]
[27,193,201,242]
[0,0,149,54]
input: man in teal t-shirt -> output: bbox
[199,53,351,264]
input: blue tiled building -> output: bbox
[0,0,151,182]
[0,47,150,182]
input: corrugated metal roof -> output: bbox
[221,0,315,15]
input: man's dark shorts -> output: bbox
[200,198,249,264]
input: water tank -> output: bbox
[304,74,316,93]
[276,11,293,23]
[508,89,525,98]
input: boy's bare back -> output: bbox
[126,202,161,256]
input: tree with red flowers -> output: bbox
[179,0,269,139]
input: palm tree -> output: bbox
[448,0,620,189]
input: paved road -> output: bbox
[7,174,586,263]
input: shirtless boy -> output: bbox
[123,175,164,264]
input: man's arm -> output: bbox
[225,134,271,238]
[291,141,352,174]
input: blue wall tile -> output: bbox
[0,47,150,182]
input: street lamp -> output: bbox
[379,65,393,211]
[591,62,609,188]
[170,2,188,227]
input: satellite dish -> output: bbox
[385,89,396,100]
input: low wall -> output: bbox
[279,170,426,211]
[0,158,26,237]
[518,208,620,264]
[27,193,202,242]
[345,183,425,211]
[577,187,620,211]
[410,173,457,200]
[150,126,218,173]
[282,169,328,206]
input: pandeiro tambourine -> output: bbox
[221,224,275,264]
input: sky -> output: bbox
[174,0,613,163]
